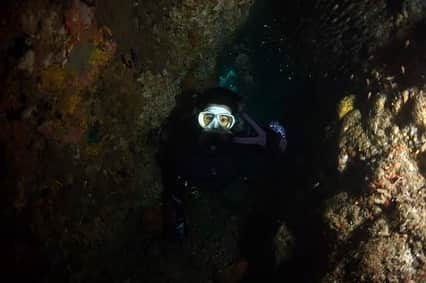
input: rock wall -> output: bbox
[264,0,426,281]
[2,0,426,281]
[325,88,426,282]
[0,0,253,281]
[318,4,426,281]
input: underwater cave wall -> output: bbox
[0,0,253,280]
[2,0,426,281]
[261,0,426,281]
[284,1,426,282]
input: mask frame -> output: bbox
[197,104,236,131]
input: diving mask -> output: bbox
[198,104,236,130]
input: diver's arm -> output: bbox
[232,113,267,146]
[233,114,288,154]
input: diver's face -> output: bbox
[197,104,236,133]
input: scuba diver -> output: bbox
[157,87,287,241]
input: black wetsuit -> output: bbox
[157,89,285,240]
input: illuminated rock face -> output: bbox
[315,3,426,280]
[324,88,426,282]
[270,2,426,280]
[320,38,426,283]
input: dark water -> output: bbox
[218,2,293,124]
[216,1,332,282]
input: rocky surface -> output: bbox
[2,0,426,282]
[0,0,254,282]
[323,55,426,283]
[269,1,426,281]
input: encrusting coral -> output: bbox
[324,86,426,282]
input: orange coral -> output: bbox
[64,94,81,115]
[38,65,67,93]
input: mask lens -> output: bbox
[218,114,234,129]
[201,113,214,127]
